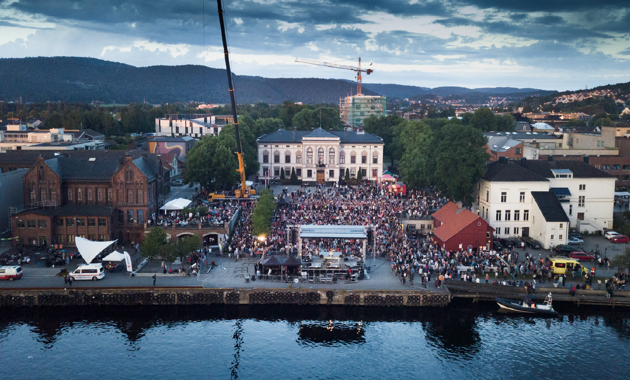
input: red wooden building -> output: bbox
[432,202,494,252]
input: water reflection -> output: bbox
[297,321,365,347]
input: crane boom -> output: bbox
[217,0,248,198]
[295,57,373,95]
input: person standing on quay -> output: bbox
[152,274,157,286]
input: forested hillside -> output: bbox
[0,57,375,104]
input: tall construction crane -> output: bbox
[295,57,373,96]
[214,0,252,199]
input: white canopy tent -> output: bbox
[75,237,117,264]
[102,251,126,261]
[615,192,630,197]
[160,198,192,211]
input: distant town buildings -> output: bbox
[155,114,233,138]
[339,95,386,128]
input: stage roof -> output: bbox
[299,225,367,239]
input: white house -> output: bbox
[155,114,233,138]
[472,158,615,248]
[256,127,384,183]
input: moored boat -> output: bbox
[496,293,558,315]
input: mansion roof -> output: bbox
[257,127,383,144]
[484,159,614,182]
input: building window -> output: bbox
[125,168,134,183]
[373,152,378,164]
[66,218,74,227]
[67,235,75,243]
[127,189,134,204]
[524,210,529,221]
[38,166,45,182]
[296,153,302,164]
[57,235,64,244]
[97,188,104,202]
[569,204,573,215]
[505,210,511,221]
[602,165,610,170]
[99,234,107,241]
[520,192,525,202]
[38,220,46,228]
[77,218,85,227]
[117,210,124,224]
[318,148,324,164]
[137,210,144,224]
[68,188,73,201]
[306,148,313,164]
[559,234,563,240]
[339,152,345,164]
[274,168,279,177]
[501,192,506,202]
[88,218,96,227]
[514,227,520,235]
[27,220,36,228]
[107,188,113,202]
[329,170,334,178]
[361,155,367,164]
[263,154,269,163]
[127,210,134,224]
[578,196,585,207]
[307,170,312,178]
[514,210,520,221]
[486,190,489,202]
[98,218,107,227]
[560,223,563,229]
[30,189,36,204]
[329,148,335,164]
[40,189,47,202]
[87,188,93,202]
[496,210,501,221]
[56,219,64,227]
[551,235,554,240]
[296,169,302,177]
[361,168,367,177]
[274,152,280,163]
[77,188,83,201]
[613,165,620,170]
[16,220,24,228]
[505,227,510,235]
[351,155,356,164]
[372,169,378,177]
[137,190,143,204]
[579,184,585,191]
[496,227,501,235]
[515,148,522,155]
[51,190,56,203]
[285,154,291,164]
[350,169,356,177]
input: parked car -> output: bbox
[500,238,514,249]
[604,231,620,240]
[569,233,583,240]
[569,252,597,262]
[69,263,105,281]
[171,179,184,186]
[611,235,630,244]
[567,237,584,245]
[553,245,575,255]
[522,237,542,249]
[510,237,525,249]
[493,241,503,252]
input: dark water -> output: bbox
[1,302,630,380]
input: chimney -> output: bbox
[548,156,553,161]
[583,156,589,164]
[520,157,527,166]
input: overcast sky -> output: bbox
[1,0,629,91]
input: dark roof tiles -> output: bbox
[531,191,570,222]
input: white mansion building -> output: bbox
[472,158,615,248]
[257,127,384,183]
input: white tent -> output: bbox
[102,251,126,261]
[615,191,630,197]
[160,198,192,211]
[75,237,116,264]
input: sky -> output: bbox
[1,0,629,91]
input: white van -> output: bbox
[0,265,23,281]
[70,263,105,281]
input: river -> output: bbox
[1,302,629,379]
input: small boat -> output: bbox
[496,293,558,315]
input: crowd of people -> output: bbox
[148,201,240,228]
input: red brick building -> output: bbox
[486,135,524,162]
[11,153,168,247]
[432,202,494,252]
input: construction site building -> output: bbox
[340,95,386,128]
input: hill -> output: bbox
[0,57,377,104]
[0,57,554,104]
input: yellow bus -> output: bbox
[549,257,588,275]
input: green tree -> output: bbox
[290,167,298,185]
[356,167,363,181]
[595,117,613,127]
[0,111,4,120]
[7,111,14,119]
[251,188,276,237]
[363,114,403,165]
[432,124,489,205]
[397,120,434,189]
[471,107,498,131]
[184,135,239,191]
[279,101,304,128]
[252,117,283,138]
[29,110,37,119]
[611,248,630,272]
[18,109,27,122]
[44,112,63,129]
[280,167,286,180]
[345,168,350,182]
[174,235,201,262]
[460,112,474,126]
[291,107,340,131]
[496,114,517,131]
[140,227,168,260]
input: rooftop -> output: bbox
[484,159,614,182]
[531,191,570,222]
[258,128,383,144]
